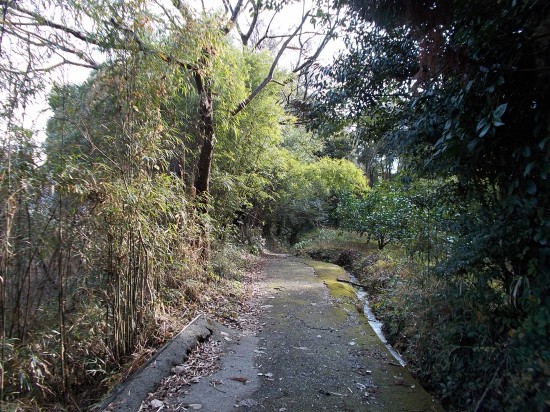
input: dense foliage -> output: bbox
[1,54,208,406]
[307,0,550,410]
[338,181,413,250]
[266,152,368,243]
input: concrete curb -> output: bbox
[93,314,213,412]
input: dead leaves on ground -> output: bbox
[140,340,222,411]
[140,258,269,411]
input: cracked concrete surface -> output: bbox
[176,255,443,411]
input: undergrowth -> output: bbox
[0,240,258,412]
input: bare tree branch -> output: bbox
[152,0,184,28]
[263,31,325,39]
[293,6,342,73]
[3,0,204,75]
[232,11,310,116]
[222,0,233,14]
[4,25,99,68]
[222,0,244,34]
[253,11,277,50]
[0,59,95,75]
[238,0,259,46]
[0,0,99,45]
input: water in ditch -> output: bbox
[349,274,407,367]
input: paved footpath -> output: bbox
[171,254,442,411]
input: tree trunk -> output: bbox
[192,71,214,261]
[193,73,214,199]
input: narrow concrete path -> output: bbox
[176,254,442,411]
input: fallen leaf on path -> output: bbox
[150,399,163,408]
[172,365,186,375]
[186,404,202,410]
[318,389,347,397]
[230,376,248,384]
